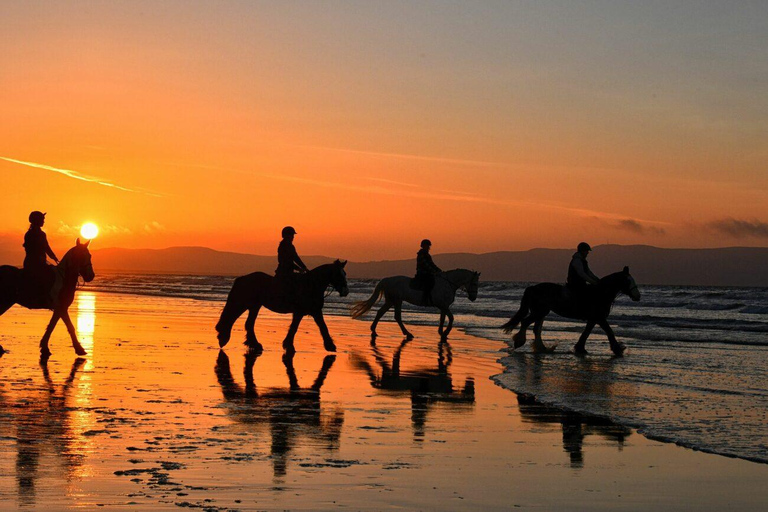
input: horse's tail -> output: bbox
[501,288,531,333]
[216,276,249,347]
[350,280,385,319]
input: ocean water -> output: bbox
[85,272,768,464]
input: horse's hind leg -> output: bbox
[371,301,392,338]
[60,309,87,356]
[393,303,413,340]
[441,309,454,340]
[574,321,595,355]
[244,306,263,353]
[512,314,535,348]
[531,315,555,353]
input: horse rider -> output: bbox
[566,242,599,298]
[275,226,308,299]
[23,211,59,299]
[415,239,442,306]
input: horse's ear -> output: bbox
[341,260,347,268]
[623,266,629,274]
[76,238,82,246]
[84,239,91,248]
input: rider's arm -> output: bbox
[43,234,59,263]
[426,254,442,274]
[573,259,598,284]
[291,247,308,272]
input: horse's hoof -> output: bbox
[405,333,414,341]
[246,343,264,355]
[371,331,378,339]
[574,346,588,356]
[611,343,627,357]
[0,345,4,356]
[75,347,87,356]
[324,340,337,353]
[218,335,230,348]
[283,342,296,354]
[513,335,526,349]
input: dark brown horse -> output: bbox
[215,260,349,353]
[500,267,641,356]
[0,239,95,357]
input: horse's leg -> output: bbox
[598,320,626,356]
[442,309,454,340]
[393,302,413,340]
[574,320,595,355]
[438,312,446,337]
[531,316,555,353]
[244,306,263,353]
[512,314,535,348]
[312,312,336,352]
[370,301,392,339]
[282,313,304,353]
[39,311,61,358]
[59,309,87,356]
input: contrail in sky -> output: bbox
[0,156,160,196]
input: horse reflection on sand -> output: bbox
[214,351,344,480]
[0,358,90,506]
[350,338,475,441]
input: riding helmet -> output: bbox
[421,239,432,248]
[577,242,592,253]
[29,211,46,224]
[282,226,297,238]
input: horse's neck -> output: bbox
[307,265,332,289]
[597,273,623,300]
[443,269,471,287]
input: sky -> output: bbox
[1,1,767,260]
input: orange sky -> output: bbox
[2,2,767,260]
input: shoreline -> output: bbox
[0,290,766,510]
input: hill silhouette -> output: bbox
[2,243,766,286]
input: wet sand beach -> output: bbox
[0,291,766,510]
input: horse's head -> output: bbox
[467,271,481,302]
[621,266,640,301]
[330,259,349,297]
[66,238,95,283]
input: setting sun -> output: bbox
[80,222,99,240]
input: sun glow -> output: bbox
[80,222,99,240]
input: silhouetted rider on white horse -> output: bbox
[413,239,442,306]
[566,242,599,300]
[23,211,60,305]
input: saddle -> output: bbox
[409,278,426,291]
[19,265,58,308]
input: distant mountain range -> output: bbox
[1,244,766,286]
[89,245,768,287]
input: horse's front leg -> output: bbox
[282,313,304,353]
[574,320,595,355]
[441,309,454,340]
[438,312,446,336]
[598,320,626,356]
[312,312,336,352]
[60,309,87,356]
[39,311,61,358]
[244,306,263,353]
[393,303,413,340]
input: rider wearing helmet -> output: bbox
[415,239,442,306]
[566,242,599,295]
[24,211,59,270]
[276,226,308,275]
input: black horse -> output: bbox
[215,260,349,353]
[0,239,95,357]
[501,267,641,356]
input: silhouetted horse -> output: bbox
[350,269,480,340]
[501,267,640,355]
[216,260,349,353]
[0,239,95,357]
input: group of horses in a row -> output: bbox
[0,239,641,358]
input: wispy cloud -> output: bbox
[0,156,161,196]
[590,217,667,235]
[707,218,768,238]
[294,144,508,168]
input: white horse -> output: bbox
[351,269,480,340]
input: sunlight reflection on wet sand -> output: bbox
[0,291,766,510]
